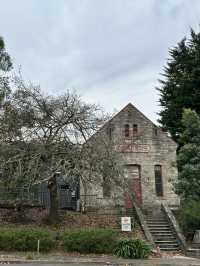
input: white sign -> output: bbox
[121,216,131,232]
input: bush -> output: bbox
[62,229,118,254]
[114,239,151,259]
[0,228,55,252]
[177,201,200,239]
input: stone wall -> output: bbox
[0,207,48,225]
[0,207,143,237]
[82,103,179,209]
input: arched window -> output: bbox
[124,124,130,137]
[154,165,163,196]
[154,126,158,136]
[133,124,138,134]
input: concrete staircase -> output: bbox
[146,209,181,251]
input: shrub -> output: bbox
[114,239,151,259]
[25,252,34,260]
[0,228,55,252]
[177,201,200,239]
[62,229,118,254]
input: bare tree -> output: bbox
[0,76,107,223]
[0,75,133,222]
[78,129,127,211]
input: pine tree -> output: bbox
[175,109,200,201]
[158,29,200,144]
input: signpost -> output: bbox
[121,217,132,231]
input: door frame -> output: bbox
[124,164,142,208]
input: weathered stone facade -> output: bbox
[81,103,179,209]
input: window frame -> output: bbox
[154,165,164,197]
[133,124,138,135]
[124,124,130,138]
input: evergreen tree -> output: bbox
[158,29,200,144]
[175,109,200,201]
[0,36,12,106]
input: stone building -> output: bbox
[81,103,179,210]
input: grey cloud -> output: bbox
[0,0,200,122]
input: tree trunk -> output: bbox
[47,173,60,224]
[82,180,87,213]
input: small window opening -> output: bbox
[124,124,130,137]
[154,126,158,136]
[107,126,114,141]
[154,165,163,197]
[106,127,112,140]
[128,110,132,117]
[103,177,111,198]
[133,124,138,134]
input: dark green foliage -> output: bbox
[177,201,200,239]
[0,228,55,252]
[114,239,151,259]
[0,36,12,71]
[158,29,200,144]
[175,109,200,201]
[0,36,12,106]
[62,229,118,254]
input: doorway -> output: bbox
[124,164,142,208]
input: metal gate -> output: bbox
[33,176,80,210]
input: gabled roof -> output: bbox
[86,102,176,146]
[106,102,158,127]
[86,103,157,143]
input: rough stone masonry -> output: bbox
[80,103,179,210]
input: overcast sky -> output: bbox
[0,0,200,123]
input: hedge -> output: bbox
[62,229,118,254]
[0,228,55,252]
[0,227,151,257]
[177,200,200,239]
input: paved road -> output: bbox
[0,265,182,266]
[0,264,125,266]
[2,260,200,266]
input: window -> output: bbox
[102,177,111,198]
[133,124,138,134]
[124,124,130,137]
[107,125,114,141]
[107,127,112,141]
[154,126,158,136]
[154,165,163,196]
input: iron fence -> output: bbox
[0,188,38,202]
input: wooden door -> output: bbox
[124,165,142,208]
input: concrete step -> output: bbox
[148,224,170,228]
[158,244,179,248]
[150,228,172,232]
[146,220,167,223]
[149,227,171,230]
[147,221,169,224]
[159,247,180,251]
[155,240,179,244]
[151,233,175,237]
[145,209,181,252]
[150,230,172,233]
[154,235,177,240]
[146,217,166,220]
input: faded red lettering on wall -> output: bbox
[118,143,150,153]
